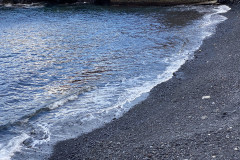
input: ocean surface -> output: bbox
[0,4,230,159]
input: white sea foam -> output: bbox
[3,3,12,7]
[31,124,51,147]
[48,94,78,110]
[200,5,230,37]
[0,133,29,160]
[2,3,45,8]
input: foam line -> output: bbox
[0,133,29,160]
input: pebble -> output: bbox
[201,115,208,120]
[202,96,211,99]
[234,147,240,151]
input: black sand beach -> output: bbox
[49,3,240,160]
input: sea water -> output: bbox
[0,4,230,159]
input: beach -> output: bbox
[49,3,240,160]
[1,4,230,159]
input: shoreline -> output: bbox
[49,3,240,159]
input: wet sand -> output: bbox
[49,4,240,160]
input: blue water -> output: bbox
[0,4,230,159]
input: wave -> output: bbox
[0,86,93,133]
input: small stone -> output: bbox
[202,96,211,99]
[212,155,216,158]
[201,115,208,120]
[147,154,152,158]
[213,108,219,112]
[234,147,239,151]
[222,112,228,117]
